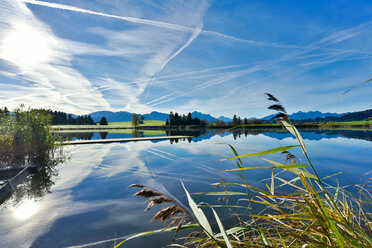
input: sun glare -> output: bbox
[12,199,40,220]
[0,22,54,67]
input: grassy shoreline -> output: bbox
[51,120,372,131]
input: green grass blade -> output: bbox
[212,182,269,195]
[181,181,214,236]
[259,228,271,246]
[114,224,199,247]
[223,164,308,171]
[193,191,247,196]
[228,144,243,165]
[261,158,317,180]
[281,121,307,154]
[210,207,233,248]
[201,205,251,209]
[220,145,299,161]
[271,169,274,195]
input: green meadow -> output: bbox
[52,120,166,130]
[108,120,165,126]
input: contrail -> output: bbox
[150,96,176,106]
[145,149,176,161]
[23,0,193,32]
[124,64,250,87]
[149,65,264,106]
[148,19,372,107]
[145,93,174,104]
[143,23,203,102]
[22,0,299,48]
[159,25,202,73]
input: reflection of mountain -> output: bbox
[57,128,372,144]
[171,128,372,143]
[262,129,372,142]
[165,129,231,143]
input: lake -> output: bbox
[0,129,371,248]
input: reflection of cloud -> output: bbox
[92,142,151,178]
[0,144,111,248]
[12,199,39,220]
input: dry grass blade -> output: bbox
[128,184,146,188]
[271,112,289,120]
[151,205,186,222]
[134,188,163,197]
[268,104,287,113]
[265,93,280,102]
[282,151,297,163]
[146,196,174,211]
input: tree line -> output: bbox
[166,112,207,126]
[1,107,96,125]
[212,114,263,126]
[45,110,95,125]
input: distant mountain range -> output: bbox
[87,109,371,123]
[190,111,232,122]
[336,109,372,122]
[88,110,233,123]
[261,111,345,120]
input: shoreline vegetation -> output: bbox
[0,106,66,204]
[50,120,372,131]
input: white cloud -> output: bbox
[1,0,371,117]
[0,0,212,114]
[0,0,111,113]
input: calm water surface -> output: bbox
[0,129,371,248]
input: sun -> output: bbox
[12,199,40,220]
[0,22,55,67]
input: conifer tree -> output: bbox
[99,116,108,125]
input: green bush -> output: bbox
[0,105,64,168]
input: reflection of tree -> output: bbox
[131,130,144,138]
[165,127,372,144]
[57,132,94,140]
[232,130,242,140]
[166,129,205,138]
[100,132,108,139]
[11,166,58,206]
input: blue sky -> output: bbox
[0,0,371,118]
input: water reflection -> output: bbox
[0,128,371,247]
[99,132,108,139]
[12,199,39,220]
[10,166,58,206]
[56,128,372,143]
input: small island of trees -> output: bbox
[166,112,207,127]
